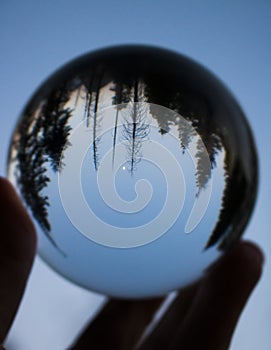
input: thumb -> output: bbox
[171,241,264,350]
[0,177,37,342]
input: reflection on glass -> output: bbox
[7,46,258,298]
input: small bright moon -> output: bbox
[122,166,126,170]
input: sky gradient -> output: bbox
[1,1,271,349]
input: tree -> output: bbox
[40,86,73,172]
[82,71,104,170]
[11,83,73,254]
[121,79,150,173]
[110,81,132,167]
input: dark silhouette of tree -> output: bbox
[74,83,82,109]
[81,71,104,170]
[121,80,150,173]
[205,153,249,250]
[92,72,103,171]
[148,97,220,193]
[41,87,73,172]
[194,138,211,195]
[194,133,223,195]
[13,111,56,249]
[83,79,94,128]
[176,117,194,152]
[149,103,175,135]
[111,82,132,167]
[11,84,73,254]
[145,83,236,250]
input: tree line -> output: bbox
[10,71,238,252]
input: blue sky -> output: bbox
[1,1,271,349]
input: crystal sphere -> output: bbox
[7,45,258,298]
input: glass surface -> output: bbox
[7,45,258,298]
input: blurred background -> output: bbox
[0,1,270,349]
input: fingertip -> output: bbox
[222,240,264,286]
[237,240,264,268]
[207,239,264,280]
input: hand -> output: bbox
[0,178,37,350]
[0,178,264,350]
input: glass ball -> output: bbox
[7,45,258,298]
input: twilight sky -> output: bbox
[0,1,271,349]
